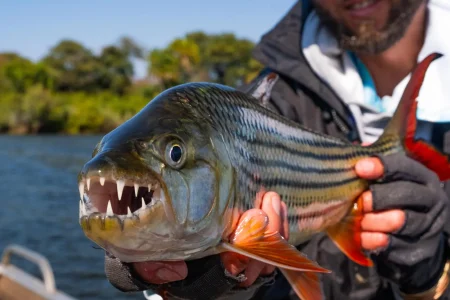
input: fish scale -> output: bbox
[171,83,400,244]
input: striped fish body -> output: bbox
[79,53,448,300]
[167,83,401,248]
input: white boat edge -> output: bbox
[0,244,77,300]
[0,244,164,300]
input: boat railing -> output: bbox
[0,244,77,300]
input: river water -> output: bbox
[0,135,145,300]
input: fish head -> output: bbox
[78,84,236,262]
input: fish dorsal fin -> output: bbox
[244,71,279,107]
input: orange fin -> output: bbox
[281,269,324,300]
[402,53,450,180]
[405,137,450,181]
[221,210,329,273]
[372,52,450,180]
[326,195,373,267]
[403,84,450,181]
[220,209,328,300]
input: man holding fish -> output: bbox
[97,0,450,299]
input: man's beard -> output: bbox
[313,0,426,54]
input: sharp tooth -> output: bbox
[127,206,133,217]
[106,200,114,216]
[148,184,152,191]
[116,180,125,201]
[79,182,85,200]
[134,183,139,197]
[100,177,106,186]
[87,178,91,190]
[79,200,83,217]
[141,197,146,210]
[80,200,87,215]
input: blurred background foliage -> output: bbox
[0,32,262,134]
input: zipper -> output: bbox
[331,109,349,134]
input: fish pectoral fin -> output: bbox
[281,269,324,300]
[326,195,373,267]
[221,210,329,273]
[220,209,329,300]
[221,234,328,272]
[221,241,326,300]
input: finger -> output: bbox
[239,259,266,287]
[261,201,288,275]
[361,210,405,233]
[361,190,373,212]
[261,191,282,234]
[254,192,282,277]
[260,264,276,276]
[361,232,389,251]
[394,210,430,237]
[132,261,188,284]
[281,201,289,240]
[371,181,436,211]
[355,157,384,180]
[220,251,250,276]
[377,153,440,185]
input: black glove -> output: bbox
[104,252,276,300]
[370,153,449,294]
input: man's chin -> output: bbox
[313,0,426,55]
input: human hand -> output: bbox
[355,153,449,294]
[131,191,288,287]
[220,191,289,287]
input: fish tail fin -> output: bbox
[370,52,450,181]
[327,53,448,267]
[281,269,324,300]
[326,194,373,267]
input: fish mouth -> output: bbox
[77,171,174,245]
[78,175,163,220]
[78,174,218,262]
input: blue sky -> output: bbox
[0,1,296,78]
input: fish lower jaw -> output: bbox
[104,242,220,263]
[79,199,164,232]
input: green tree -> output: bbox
[0,53,53,93]
[201,33,256,86]
[148,38,200,88]
[42,40,102,92]
[148,31,262,88]
[98,46,133,95]
[118,36,145,59]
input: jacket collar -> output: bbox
[251,1,354,129]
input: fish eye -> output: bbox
[165,141,186,168]
[170,145,182,162]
